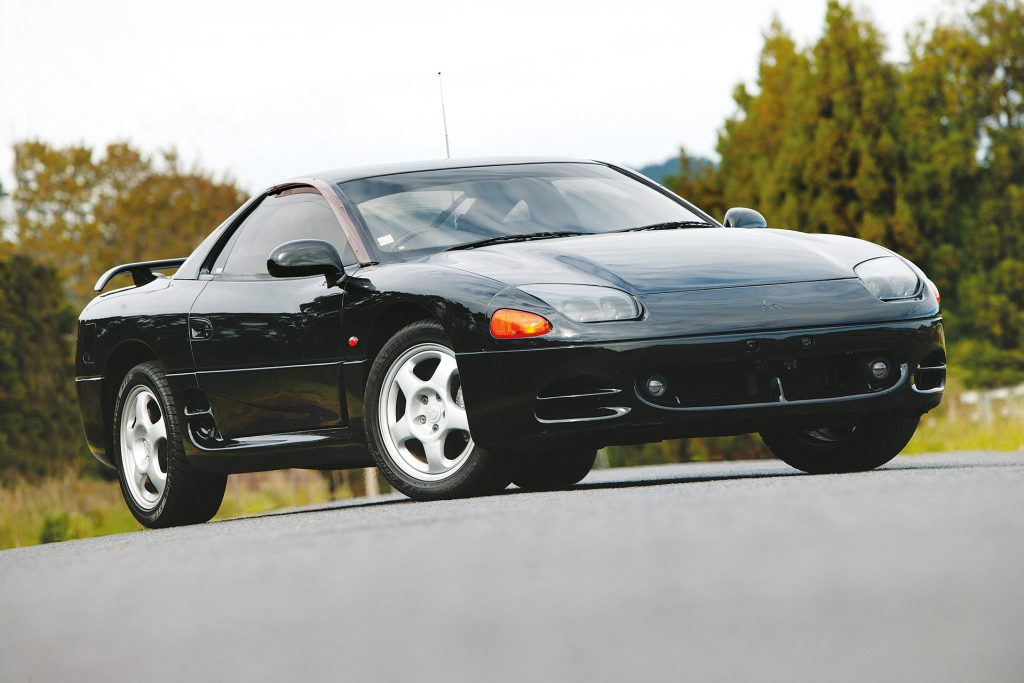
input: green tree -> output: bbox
[664,148,727,220]
[901,0,1024,385]
[7,141,246,308]
[712,19,810,223]
[1,182,13,257]
[802,2,902,248]
[0,141,247,481]
[670,0,1024,388]
[717,2,903,247]
[0,255,83,479]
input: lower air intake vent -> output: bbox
[913,349,946,393]
[535,376,629,424]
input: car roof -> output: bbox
[305,156,603,185]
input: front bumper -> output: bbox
[458,317,945,451]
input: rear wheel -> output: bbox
[760,415,919,474]
[365,320,510,500]
[511,448,597,491]
[113,362,226,528]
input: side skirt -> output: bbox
[184,424,373,473]
[168,373,372,474]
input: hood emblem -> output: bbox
[762,298,782,312]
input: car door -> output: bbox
[189,187,358,439]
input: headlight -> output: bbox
[518,284,641,322]
[854,257,921,300]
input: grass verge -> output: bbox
[0,470,340,550]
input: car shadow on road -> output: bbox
[223,466,803,523]
[222,455,1021,524]
[559,469,799,493]
[566,457,1020,493]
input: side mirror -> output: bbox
[723,207,767,229]
[267,240,345,281]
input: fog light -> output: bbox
[646,375,667,398]
[869,358,891,381]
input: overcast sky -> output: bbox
[1,0,944,194]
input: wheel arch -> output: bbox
[100,340,162,464]
[360,301,440,390]
[346,264,510,413]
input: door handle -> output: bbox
[189,317,213,341]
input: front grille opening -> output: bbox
[640,352,903,408]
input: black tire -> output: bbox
[510,448,597,491]
[365,320,510,500]
[760,414,920,475]
[112,361,226,528]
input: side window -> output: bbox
[214,190,357,277]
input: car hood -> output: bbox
[428,228,892,294]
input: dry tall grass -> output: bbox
[0,469,339,550]
[905,379,1024,453]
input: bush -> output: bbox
[38,512,70,544]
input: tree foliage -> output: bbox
[0,256,82,479]
[0,142,246,479]
[670,0,1024,387]
[8,141,246,308]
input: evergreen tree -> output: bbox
[902,0,1024,384]
[671,0,1024,387]
[713,19,809,224]
[0,255,83,479]
[664,148,727,220]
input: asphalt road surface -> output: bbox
[2,452,1022,682]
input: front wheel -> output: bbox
[365,320,510,500]
[113,362,226,528]
[760,415,920,474]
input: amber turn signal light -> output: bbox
[490,309,552,339]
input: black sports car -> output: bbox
[75,157,945,527]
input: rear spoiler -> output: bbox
[93,258,187,292]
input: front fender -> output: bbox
[342,263,511,355]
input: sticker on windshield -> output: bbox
[377,234,394,246]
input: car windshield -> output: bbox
[338,163,711,259]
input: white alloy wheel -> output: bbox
[119,385,168,510]
[377,342,473,482]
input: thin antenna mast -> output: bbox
[437,71,451,159]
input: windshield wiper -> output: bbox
[447,231,587,251]
[615,220,715,232]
